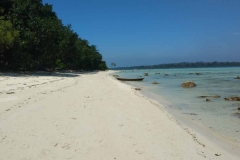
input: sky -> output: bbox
[42,0,240,67]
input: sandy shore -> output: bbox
[0,71,239,160]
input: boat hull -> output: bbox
[116,77,144,81]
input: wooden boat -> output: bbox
[116,77,144,81]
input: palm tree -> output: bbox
[111,63,116,67]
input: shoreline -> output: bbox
[0,71,239,159]
[110,71,240,158]
[140,90,240,156]
[115,68,240,157]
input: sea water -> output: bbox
[116,67,240,144]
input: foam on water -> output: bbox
[116,67,240,143]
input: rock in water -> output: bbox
[224,97,240,101]
[181,81,197,88]
[234,76,240,79]
[144,73,149,76]
[152,81,159,84]
[206,99,211,102]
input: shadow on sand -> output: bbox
[0,70,99,78]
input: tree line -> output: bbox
[0,0,108,71]
[114,61,240,70]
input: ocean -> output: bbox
[115,67,240,144]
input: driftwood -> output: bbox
[198,95,220,98]
[6,92,15,94]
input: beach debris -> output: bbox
[198,95,220,98]
[6,91,15,94]
[234,76,240,79]
[184,113,197,115]
[144,73,149,76]
[151,81,159,84]
[224,96,240,101]
[135,88,141,90]
[181,81,197,88]
[165,74,168,76]
[112,75,119,78]
[206,99,211,102]
[215,154,221,156]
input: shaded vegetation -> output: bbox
[0,0,107,71]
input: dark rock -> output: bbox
[206,99,211,102]
[232,112,240,118]
[195,73,201,75]
[224,97,240,101]
[181,81,197,88]
[135,88,141,90]
[237,107,240,110]
[144,73,149,76]
[152,81,159,84]
[234,76,240,79]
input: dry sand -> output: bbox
[0,71,239,160]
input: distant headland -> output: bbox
[112,61,240,70]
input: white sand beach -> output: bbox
[0,71,239,160]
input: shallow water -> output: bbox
[116,67,240,143]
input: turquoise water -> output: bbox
[116,67,240,143]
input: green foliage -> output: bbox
[0,20,19,46]
[55,59,65,69]
[98,61,108,71]
[0,0,107,71]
